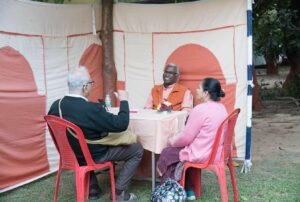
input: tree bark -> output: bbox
[252,65,264,111]
[100,0,116,106]
[266,55,278,75]
[283,0,300,89]
[283,52,300,89]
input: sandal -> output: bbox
[186,190,196,201]
[116,191,137,202]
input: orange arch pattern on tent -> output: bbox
[79,43,103,103]
[166,43,236,112]
[166,44,237,157]
[0,46,49,189]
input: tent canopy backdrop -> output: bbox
[0,0,251,192]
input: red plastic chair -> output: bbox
[179,108,241,202]
[44,115,116,202]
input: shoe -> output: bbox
[186,190,196,201]
[88,183,101,200]
[233,160,240,167]
[116,191,137,202]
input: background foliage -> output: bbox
[253,0,300,65]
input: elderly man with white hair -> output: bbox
[48,66,143,201]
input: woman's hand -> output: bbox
[168,137,174,147]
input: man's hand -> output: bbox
[114,90,129,101]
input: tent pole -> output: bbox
[241,0,253,173]
[101,0,116,105]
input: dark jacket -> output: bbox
[48,96,129,164]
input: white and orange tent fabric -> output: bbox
[0,0,252,192]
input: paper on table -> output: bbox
[130,108,139,113]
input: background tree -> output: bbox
[282,0,300,92]
[253,0,300,91]
[253,1,283,75]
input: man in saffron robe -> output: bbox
[140,63,193,178]
[144,63,193,114]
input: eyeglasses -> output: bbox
[163,71,178,76]
[84,80,95,86]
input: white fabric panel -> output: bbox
[44,37,69,171]
[114,0,247,159]
[114,32,126,82]
[141,28,245,158]
[0,34,45,95]
[153,28,236,85]
[44,37,69,111]
[123,33,154,109]
[0,0,105,192]
[114,0,245,32]
[247,36,253,65]
[68,34,102,70]
[0,0,101,36]
[234,26,248,158]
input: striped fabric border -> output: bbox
[242,0,253,173]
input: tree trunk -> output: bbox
[283,52,300,89]
[252,65,264,111]
[100,0,116,106]
[266,55,278,75]
[283,0,300,94]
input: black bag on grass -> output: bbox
[150,179,186,202]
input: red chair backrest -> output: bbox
[207,108,241,165]
[44,115,95,169]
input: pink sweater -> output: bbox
[170,101,228,163]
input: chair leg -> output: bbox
[179,167,187,188]
[109,164,116,202]
[84,172,90,200]
[228,160,238,202]
[75,171,85,202]
[180,167,202,198]
[54,168,62,202]
[192,168,202,198]
[215,166,228,202]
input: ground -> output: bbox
[254,65,300,164]
[252,100,300,163]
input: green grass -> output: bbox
[1,159,299,202]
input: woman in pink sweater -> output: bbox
[157,77,227,200]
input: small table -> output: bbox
[110,108,187,190]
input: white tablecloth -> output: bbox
[110,108,187,154]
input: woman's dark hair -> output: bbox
[202,77,225,101]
